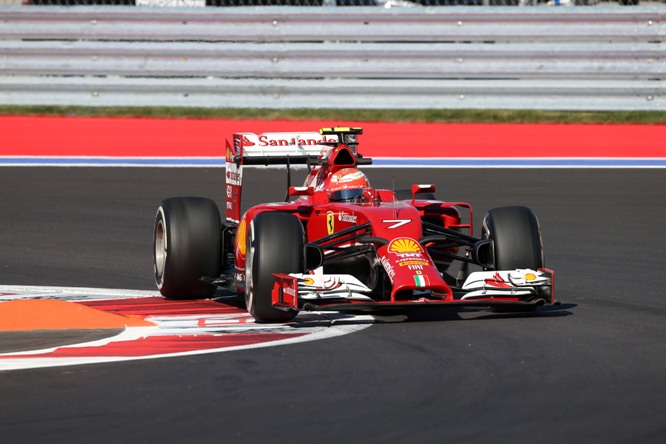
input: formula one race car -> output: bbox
[153,127,554,322]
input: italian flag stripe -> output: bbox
[414,275,427,287]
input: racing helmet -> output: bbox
[329,168,370,203]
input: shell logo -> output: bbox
[525,273,537,281]
[236,219,247,256]
[303,277,315,286]
[388,238,422,254]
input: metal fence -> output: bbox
[0,6,663,110]
[3,1,665,5]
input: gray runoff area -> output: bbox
[0,166,664,443]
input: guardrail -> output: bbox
[0,6,663,110]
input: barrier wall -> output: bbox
[0,6,664,111]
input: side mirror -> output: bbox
[411,184,436,202]
[288,186,314,197]
[471,239,494,269]
[305,244,324,271]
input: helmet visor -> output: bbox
[330,189,364,202]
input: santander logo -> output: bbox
[238,133,335,148]
[254,135,335,147]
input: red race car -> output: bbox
[153,127,554,322]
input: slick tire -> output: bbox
[482,206,544,271]
[245,212,304,323]
[154,197,221,299]
[483,206,548,310]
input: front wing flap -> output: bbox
[272,268,554,313]
[272,273,374,311]
[461,268,554,303]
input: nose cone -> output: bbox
[377,237,453,302]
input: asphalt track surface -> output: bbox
[1,167,665,444]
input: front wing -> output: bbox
[272,268,555,314]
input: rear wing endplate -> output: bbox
[225,131,336,223]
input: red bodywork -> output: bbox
[224,128,553,315]
[228,132,467,302]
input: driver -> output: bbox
[328,168,370,203]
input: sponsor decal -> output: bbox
[525,273,537,281]
[380,257,396,280]
[387,238,433,270]
[388,238,423,254]
[383,219,411,229]
[331,170,366,185]
[225,182,241,223]
[256,136,335,147]
[413,275,430,288]
[236,219,247,256]
[226,171,241,182]
[283,285,296,298]
[303,277,315,286]
[326,211,335,235]
[398,260,430,267]
[380,257,396,281]
[241,135,255,146]
[338,211,357,224]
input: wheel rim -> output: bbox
[244,220,255,314]
[154,214,167,283]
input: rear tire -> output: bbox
[154,197,221,299]
[245,212,304,323]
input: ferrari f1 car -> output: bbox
[153,127,554,322]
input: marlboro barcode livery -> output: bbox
[153,127,554,322]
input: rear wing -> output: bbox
[320,127,363,149]
[225,131,337,223]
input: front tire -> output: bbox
[483,206,544,271]
[483,206,548,310]
[245,212,304,323]
[154,197,221,299]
